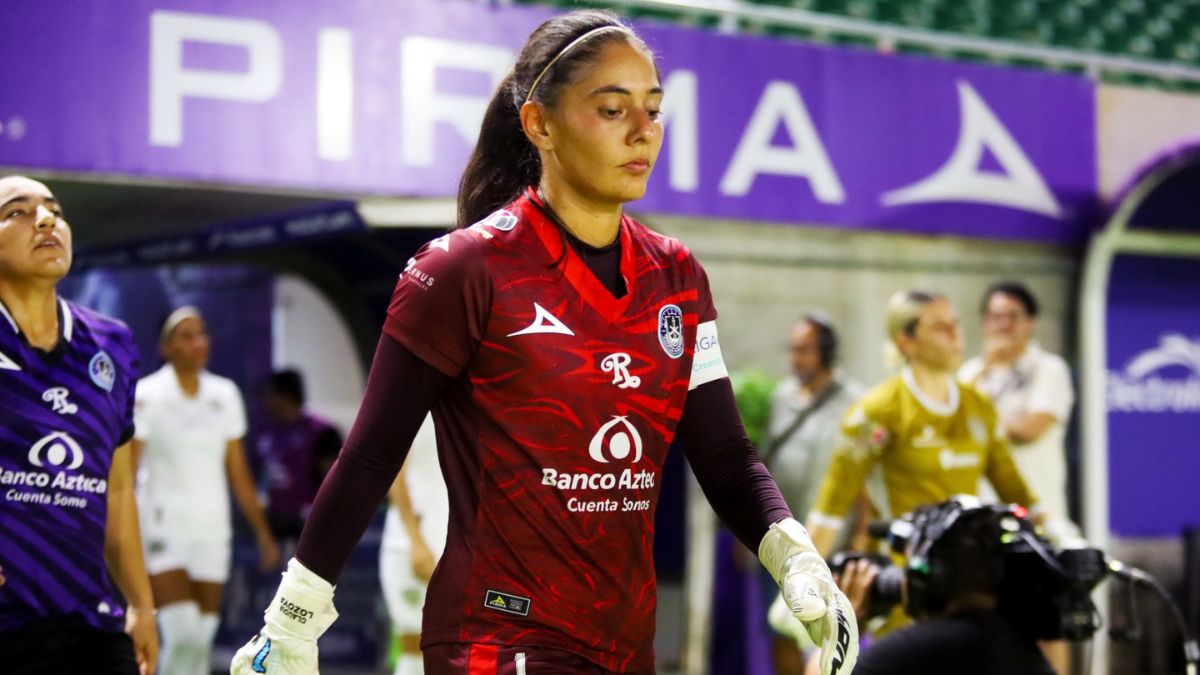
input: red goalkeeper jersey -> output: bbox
[383,189,722,671]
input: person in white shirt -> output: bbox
[960,282,1076,535]
[960,281,1076,675]
[132,306,279,675]
[380,414,447,675]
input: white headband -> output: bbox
[525,25,631,103]
[160,305,202,342]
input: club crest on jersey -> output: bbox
[600,352,641,389]
[658,304,684,359]
[42,387,78,415]
[588,416,643,464]
[28,431,85,470]
[89,351,116,392]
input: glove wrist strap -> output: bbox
[759,518,824,585]
[264,558,336,641]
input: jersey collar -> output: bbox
[0,296,73,343]
[522,188,636,322]
[902,366,960,417]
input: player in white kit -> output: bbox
[380,414,448,675]
[132,307,279,675]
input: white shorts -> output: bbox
[379,544,427,635]
[143,533,232,583]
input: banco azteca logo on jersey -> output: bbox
[2,431,108,506]
[28,431,85,470]
[540,416,656,494]
[588,416,643,464]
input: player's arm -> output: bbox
[1005,411,1056,444]
[232,337,453,674]
[678,373,858,675]
[1007,357,1073,445]
[806,411,884,558]
[105,441,158,675]
[226,438,280,571]
[233,234,483,674]
[984,412,1041,516]
[129,438,145,472]
[387,463,436,581]
[314,427,342,483]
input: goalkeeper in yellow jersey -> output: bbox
[805,289,1040,558]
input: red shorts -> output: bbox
[422,642,656,675]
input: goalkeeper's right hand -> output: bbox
[231,558,337,675]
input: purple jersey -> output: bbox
[0,299,139,633]
[256,414,340,519]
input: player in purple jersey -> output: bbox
[233,11,857,675]
[0,176,158,674]
[258,369,341,545]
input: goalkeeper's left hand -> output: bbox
[759,518,859,675]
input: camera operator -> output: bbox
[851,501,1055,675]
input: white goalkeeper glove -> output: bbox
[230,559,338,675]
[759,518,859,675]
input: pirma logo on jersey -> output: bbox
[1108,333,1200,413]
[658,304,684,359]
[483,589,531,616]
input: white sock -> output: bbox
[157,601,201,675]
[194,613,220,675]
[394,652,424,675]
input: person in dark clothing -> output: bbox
[853,500,1055,675]
[257,369,341,544]
[855,608,1054,675]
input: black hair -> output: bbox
[905,503,1006,617]
[935,509,1005,598]
[981,280,1039,318]
[268,369,305,406]
[456,10,650,227]
[801,312,838,369]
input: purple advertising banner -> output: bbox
[1106,254,1200,536]
[0,0,1096,242]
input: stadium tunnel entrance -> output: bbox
[1079,139,1200,672]
[59,178,453,367]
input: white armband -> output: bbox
[688,320,728,390]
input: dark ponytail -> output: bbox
[455,10,651,227]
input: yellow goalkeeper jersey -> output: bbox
[811,369,1037,523]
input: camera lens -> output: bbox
[869,565,905,618]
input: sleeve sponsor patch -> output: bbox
[688,321,728,391]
